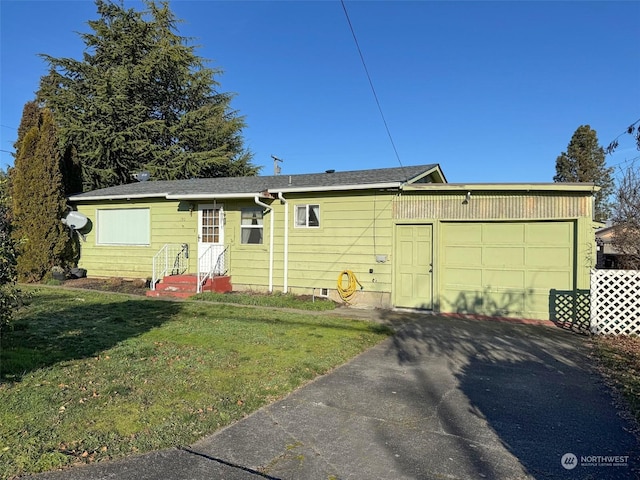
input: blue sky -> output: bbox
[1,1,639,184]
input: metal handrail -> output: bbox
[151,243,189,290]
[197,245,228,293]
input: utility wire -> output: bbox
[340,0,405,173]
[605,117,640,154]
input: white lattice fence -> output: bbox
[590,269,640,335]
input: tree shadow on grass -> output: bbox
[376,311,640,479]
[0,290,184,382]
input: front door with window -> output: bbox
[198,204,225,275]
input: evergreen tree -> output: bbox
[0,169,20,331]
[38,0,257,191]
[13,100,82,196]
[554,125,614,222]
[11,107,72,282]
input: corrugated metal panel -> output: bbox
[393,193,590,220]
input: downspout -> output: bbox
[277,192,289,293]
[254,196,274,292]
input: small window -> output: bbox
[241,208,263,244]
[97,208,150,245]
[294,204,320,228]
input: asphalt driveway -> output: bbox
[32,311,639,480]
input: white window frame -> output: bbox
[294,204,320,228]
[240,207,264,244]
[96,208,150,246]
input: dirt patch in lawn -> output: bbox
[61,277,149,296]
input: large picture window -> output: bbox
[97,208,150,245]
[241,208,263,244]
[295,204,320,228]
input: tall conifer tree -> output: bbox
[554,125,614,222]
[0,169,20,330]
[38,0,257,190]
[11,106,72,282]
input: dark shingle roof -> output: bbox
[69,164,440,201]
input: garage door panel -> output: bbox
[526,270,572,289]
[526,222,572,244]
[443,224,482,244]
[440,221,574,320]
[483,247,525,267]
[483,269,525,289]
[443,267,482,287]
[445,245,482,266]
[527,247,572,267]
[482,223,525,244]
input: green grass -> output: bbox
[591,335,640,424]
[0,288,391,479]
[192,291,337,311]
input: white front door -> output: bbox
[198,204,225,275]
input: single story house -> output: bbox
[68,164,598,321]
[595,224,625,269]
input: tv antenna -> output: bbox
[271,155,283,175]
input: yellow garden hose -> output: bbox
[337,270,362,303]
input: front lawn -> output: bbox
[0,288,391,479]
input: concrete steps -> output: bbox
[146,274,232,299]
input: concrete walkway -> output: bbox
[31,311,639,480]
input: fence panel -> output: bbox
[590,269,640,335]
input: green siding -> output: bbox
[230,192,394,295]
[75,200,197,279]
[71,185,595,320]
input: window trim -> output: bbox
[96,207,150,246]
[240,207,264,244]
[294,204,320,228]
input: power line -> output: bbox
[0,124,16,130]
[605,117,640,154]
[340,0,404,172]
[608,153,640,170]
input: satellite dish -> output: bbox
[61,211,89,230]
[135,171,150,182]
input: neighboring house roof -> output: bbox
[68,164,445,201]
[596,224,621,255]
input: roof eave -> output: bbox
[68,193,169,202]
[401,183,599,192]
[406,165,447,184]
[69,192,272,202]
